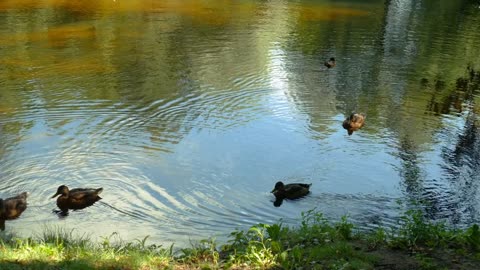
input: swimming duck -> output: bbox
[0,192,28,231]
[271,181,311,201]
[51,185,103,213]
[342,113,366,135]
[324,57,336,68]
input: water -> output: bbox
[0,0,479,246]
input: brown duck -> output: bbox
[0,192,28,231]
[51,185,103,213]
[271,181,311,200]
[324,57,336,68]
[342,113,366,135]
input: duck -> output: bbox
[0,192,29,231]
[324,57,336,68]
[271,181,311,201]
[342,113,366,135]
[51,185,103,213]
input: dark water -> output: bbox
[1,0,480,246]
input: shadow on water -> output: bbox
[273,198,284,207]
[97,201,154,223]
[438,67,480,225]
[272,196,311,208]
[51,200,154,224]
[398,67,480,225]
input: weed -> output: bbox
[466,224,480,251]
[336,216,355,240]
[366,227,387,249]
[0,209,478,270]
[179,238,219,265]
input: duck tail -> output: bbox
[96,188,103,194]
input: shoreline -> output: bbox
[1,209,479,269]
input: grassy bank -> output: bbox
[1,209,479,270]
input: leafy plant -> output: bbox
[336,216,355,240]
[178,238,219,266]
[466,224,480,251]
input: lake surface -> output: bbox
[1,0,479,246]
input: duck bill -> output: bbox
[51,192,60,199]
[270,189,277,193]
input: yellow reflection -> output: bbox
[160,1,259,25]
[48,58,115,75]
[0,0,258,26]
[296,5,369,21]
[47,24,96,41]
[161,1,229,25]
[2,57,115,79]
[0,0,135,12]
[0,23,96,48]
[0,107,15,114]
[0,57,40,67]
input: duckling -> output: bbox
[271,181,311,201]
[342,113,366,135]
[324,57,336,68]
[51,185,103,213]
[0,192,28,231]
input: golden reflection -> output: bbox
[160,1,229,25]
[0,23,96,48]
[0,107,15,114]
[0,57,39,68]
[2,57,115,79]
[0,0,129,12]
[47,24,96,42]
[150,1,259,25]
[49,58,116,75]
[0,0,258,25]
[296,5,369,21]
[0,0,366,24]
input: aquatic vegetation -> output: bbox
[0,209,479,269]
[390,209,480,252]
[0,228,173,270]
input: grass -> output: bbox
[0,209,479,269]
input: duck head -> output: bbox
[342,119,351,129]
[271,181,285,193]
[325,57,336,68]
[51,185,69,198]
[18,192,29,200]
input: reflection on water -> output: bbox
[0,0,480,246]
